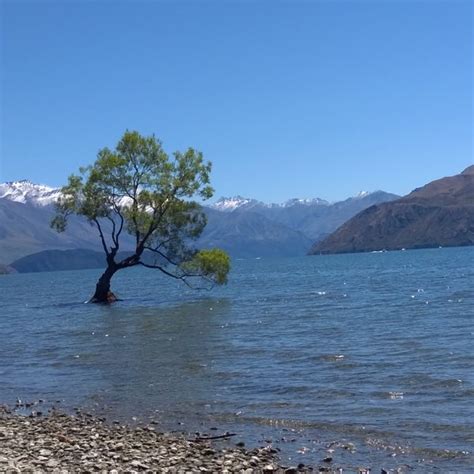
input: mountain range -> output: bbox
[200,191,400,257]
[0,180,399,269]
[310,166,474,254]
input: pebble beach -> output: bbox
[0,406,318,473]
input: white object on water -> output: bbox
[389,391,404,400]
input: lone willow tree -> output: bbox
[52,130,230,303]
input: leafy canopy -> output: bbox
[52,130,230,286]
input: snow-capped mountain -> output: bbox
[354,191,370,199]
[0,180,140,210]
[281,197,329,207]
[0,180,381,211]
[0,180,61,207]
[0,180,400,266]
[210,196,262,212]
[210,195,330,212]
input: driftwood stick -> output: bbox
[190,433,237,442]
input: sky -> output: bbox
[1,0,472,203]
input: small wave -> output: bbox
[321,354,345,362]
[388,391,404,400]
[371,390,405,400]
[400,374,464,389]
[366,437,471,461]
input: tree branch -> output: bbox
[190,433,236,442]
[105,215,117,248]
[137,261,185,280]
[137,261,215,290]
[144,245,180,267]
[92,218,110,256]
[114,205,125,250]
[136,186,177,251]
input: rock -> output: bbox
[263,464,276,472]
[0,407,283,472]
[130,459,150,469]
[46,459,59,468]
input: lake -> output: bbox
[1,247,473,471]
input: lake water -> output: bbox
[1,247,473,471]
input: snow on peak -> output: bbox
[210,196,260,211]
[210,195,330,211]
[282,197,329,207]
[354,190,371,199]
[0,180,61,206]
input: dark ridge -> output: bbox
[309,166,474,255]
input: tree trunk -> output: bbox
[90,264,119,304]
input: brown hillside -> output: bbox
[309,166,474,254]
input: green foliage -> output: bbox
[51,130,230,287]
[182,249,231,285]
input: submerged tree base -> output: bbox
[89,291,119,304]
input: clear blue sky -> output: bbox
[1,0,472,202]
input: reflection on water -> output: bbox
[83,299,233,416]
[0,247,473,471]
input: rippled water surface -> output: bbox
[1,247,473,471]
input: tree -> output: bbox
[51,130,230,303]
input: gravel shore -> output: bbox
[0,406,318,473]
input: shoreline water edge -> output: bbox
[0,406,288,473]
[3,404,363,474]
[2,403,470,473]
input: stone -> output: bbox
[0,407,283,472]
[263,464,276,472]
[46,459,59,468]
